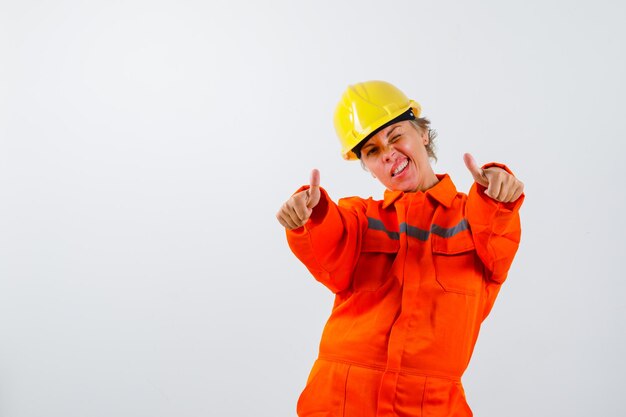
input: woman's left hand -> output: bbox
[463,153,524,203]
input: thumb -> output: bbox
[463,153,488,187]
[306,169,321,209]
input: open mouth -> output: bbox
[391,159,409,177]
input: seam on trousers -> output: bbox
[342,364,351,417]
[420,376,428,415]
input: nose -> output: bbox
[381,145,395,162]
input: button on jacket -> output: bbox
[286,172,523,417]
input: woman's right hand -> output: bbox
[276,169,321,230]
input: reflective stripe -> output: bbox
[401,223,430,241]
[368,218,400,240]
[367,217,469,241]
[431,219,469,238]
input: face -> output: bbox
[360,121,438,192]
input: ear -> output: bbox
[422,129,429,145]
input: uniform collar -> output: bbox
[382,174,457,209]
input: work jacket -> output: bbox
[286,171,523,417]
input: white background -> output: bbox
[1,1,624,416]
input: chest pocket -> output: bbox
[352,233,399,291]
[431,231,482,296]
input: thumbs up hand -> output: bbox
[463,153,524,203]
[276,169,322,230]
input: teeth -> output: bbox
[392,159,408,176]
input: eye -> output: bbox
[389,134,401,143]
[366,147,378,156]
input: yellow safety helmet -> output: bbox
[334,80,421,160]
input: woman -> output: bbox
[276,80,524,417]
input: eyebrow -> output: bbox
[386,125,401,137]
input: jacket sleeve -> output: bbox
[465,164,524,284]
[286,186,366,293]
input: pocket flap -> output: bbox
[431,231,475,255]
[361,233,400,253]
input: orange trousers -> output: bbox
[297,359,472,417]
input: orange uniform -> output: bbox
[286,170,523,417]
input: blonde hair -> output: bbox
[410,118,437,162]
